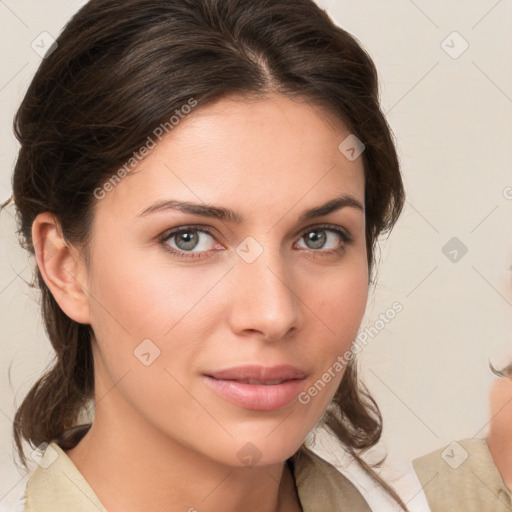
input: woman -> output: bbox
[413,364,512,512]
[9,0,407,510]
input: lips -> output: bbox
[230,378,287,385]
[206,364,306,382]
[203,365,307,411]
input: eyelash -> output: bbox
[158,224,354,260]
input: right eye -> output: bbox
[159,226,224,259]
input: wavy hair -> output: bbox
[10,0,405,507]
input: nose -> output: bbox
[227,245,302,342]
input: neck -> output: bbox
[65,393,301,512]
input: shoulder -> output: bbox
[413,438,511,512]
[21,441,108,512]
[291,447,372,512]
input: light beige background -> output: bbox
[1,0,511,509]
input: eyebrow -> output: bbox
[138,194,364,222]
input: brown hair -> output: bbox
[10,0,405,507]
[490,361,512,379]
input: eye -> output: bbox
[160,226,221,259]
[295,225,352,253]
[159,224,353,260]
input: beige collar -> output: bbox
[23,441,371,512]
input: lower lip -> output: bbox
[203,376,306,411]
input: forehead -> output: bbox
[96,93,365,221]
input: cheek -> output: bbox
[317,261,368,346]
[87,245,228,341]
[85,249,232,404]
[490,380,512,420]
[296,260,368,408]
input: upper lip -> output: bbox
[205,365,306,383]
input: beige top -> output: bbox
[413,438,512,512]
[18,441,373,512]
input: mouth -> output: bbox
[205,364,306,382]
[223,378,290,385]
[203,365,307,411]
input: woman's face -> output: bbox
[84,93,368,466]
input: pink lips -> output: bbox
[203,365,307,411]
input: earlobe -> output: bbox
[32,212,91,324]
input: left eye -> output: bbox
[296,227,349,251]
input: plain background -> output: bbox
[1,0,511,508]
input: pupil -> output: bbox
[177,231,198,250]
[307,230,325,249]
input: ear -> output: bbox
[32,212,91,324]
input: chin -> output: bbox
[209,429,308,468]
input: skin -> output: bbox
[487,377,512,489]
[33,93,368,512]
